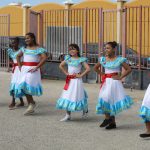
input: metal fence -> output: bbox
[125,6,150,69]
[0,6,149,71]
[0,15,10,71]
[42,6,150,69]
[43,8,102,64]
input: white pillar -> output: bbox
[64,0,74,26]
[22,5,31,36]
[117,0,126,44]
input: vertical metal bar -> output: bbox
[70,9,73,43]
[7,15,10,70]
[84,8,88,57]
[135,8,138,62]
[59,10,61,57]
[109,12,111,41]
[105,11,107,42]
[67,9,69,50]
[2,16,4,68]
[51,10,53,59]
[131,8,134,54]
[40,10,43,46]
[143,7,146,67]
[138,6,142,70]
[54,10,57,60]
[99,8,103,56]
[69,9,71,44]
[45,11,48,50]
[82,9,84,56]
[95,8,97,63]
[122,8,127,57]
[0,16,1,69]
[129,8,131,53]
[75,9,76,45]
[91,9,93,54]
[112,11,114,41]
[77,9,79,49]
[49,11,52,59]
[87,9,90,58]
[62,10,65,55]
[146,7,150,63]
[43,11,45,48]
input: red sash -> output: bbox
[12,63,18,73]
[23,62,39,66]
[100,73,118,89]
[64,75,76,90]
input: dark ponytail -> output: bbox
[13,37,19,43]
[107,41,117,49]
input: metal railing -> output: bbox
[42,6,150,69]
[0,15,10,71]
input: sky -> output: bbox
[0,0,121,7]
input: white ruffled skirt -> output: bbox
[14,66,43,98]
[56,78,88,111]
[140,84,150,122]
[96,78,133,116]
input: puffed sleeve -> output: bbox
[7,48,13,58]
[64,55,71,64]
[19,47,25,53]
[79,57,88,63]
[37,47,47,54]
[118,57,127,64]
[98,56,106,65]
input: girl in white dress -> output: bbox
[56,44,90,121]
[16,32,47,115]
[94,41,133,129]
[139,84,150,138]
[7,37,24,109]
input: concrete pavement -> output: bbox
[0,72,149,150]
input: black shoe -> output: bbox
[105,123,116,130]
[139,133,150,138]
[83,109,88,114]
[100,118,112,128]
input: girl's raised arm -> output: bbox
[59,61,68,76]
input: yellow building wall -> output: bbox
[72,1,117,9]
[126,0,150,6]
[41,1,117,45]
[0,1,149,56]
[0,6,23,36]
[31,3,65,12]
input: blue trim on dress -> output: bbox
[139,106,150,122]
[98,56,127,69]
[20,47,47,55]
[64,55,88,67]
[13,82,43,98]
[96,95,133,115]
[56,91,88,111]
[9,83,17,96]
[7,48,20,59]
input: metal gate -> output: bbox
[42,8,102,64]
[29,10,38,39]
[29,10,43,46]
[40,7,149,88]
[0,14,10,71]
[100,6,150,70]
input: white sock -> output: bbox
[60,114,71,122]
